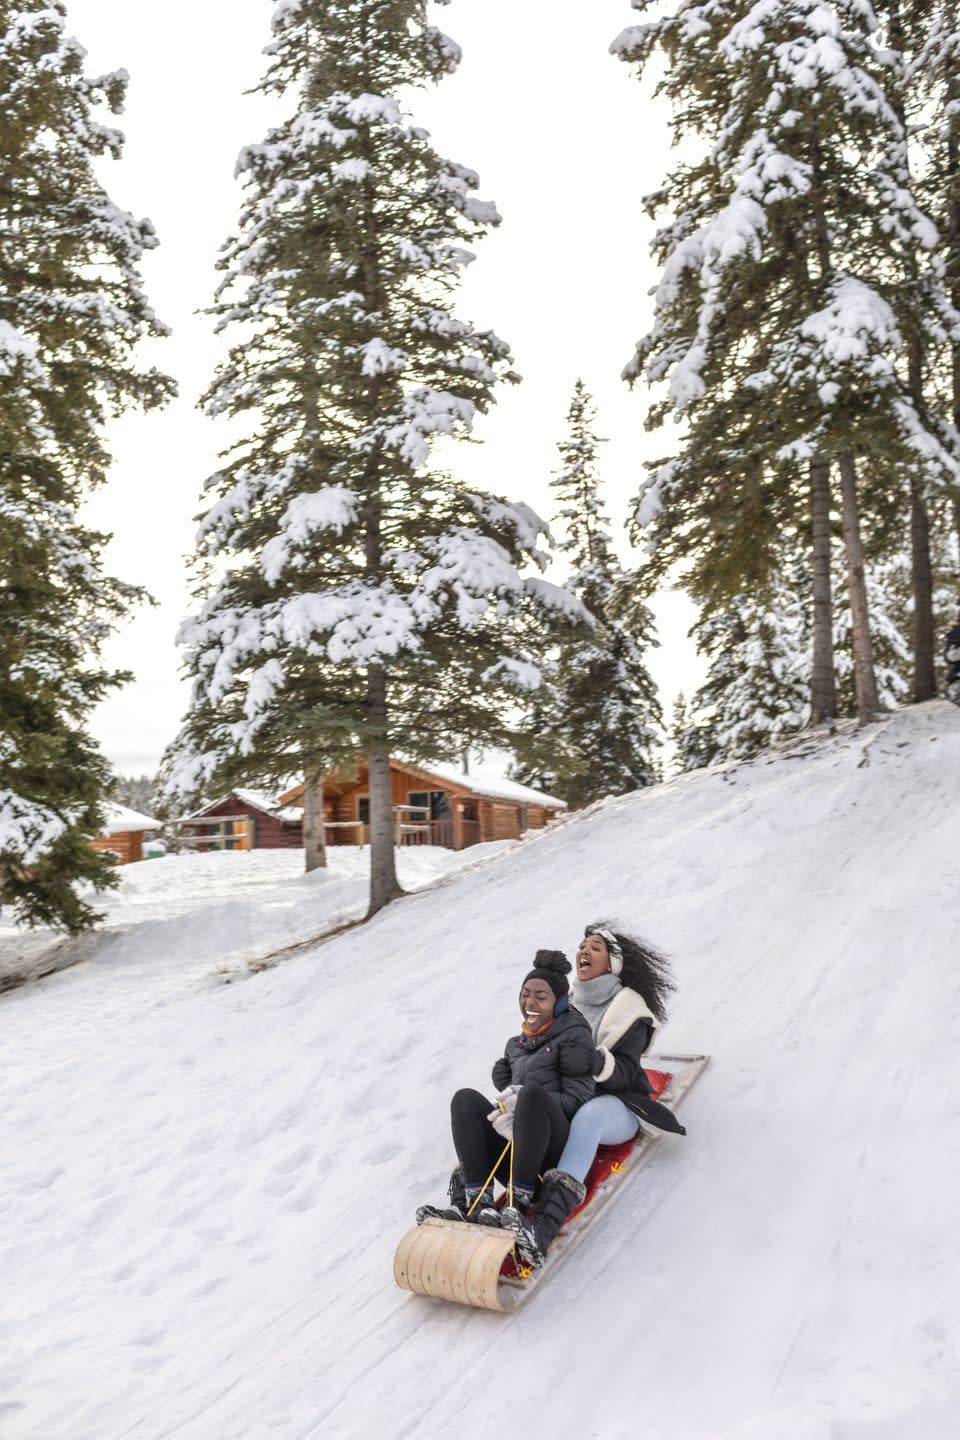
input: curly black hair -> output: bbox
[583,921,676,1024]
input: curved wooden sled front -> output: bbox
[393,1219,517,1311]
[394,1053,708,1314]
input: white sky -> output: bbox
[67,0,699,777]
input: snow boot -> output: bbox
[498,1184,536,1233]
[446,1184,498,1224]
[416,1167,467,1226]
[503,1169,586,1269]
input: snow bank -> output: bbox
[2,704,959,1439]
[0,842,514,1001]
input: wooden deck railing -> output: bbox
[174,815,255,851]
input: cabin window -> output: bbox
[407,791,429,820]
[358,797,370,824]
[408,790,451,820]
[518,807,529,832]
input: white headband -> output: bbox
[588,927,623,976]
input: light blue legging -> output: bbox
[557,1095,640,1183]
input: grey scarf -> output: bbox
[571,972,622,1041]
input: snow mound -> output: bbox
[2,703,959,1439]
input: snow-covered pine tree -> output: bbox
[679,570,812,768]
[833,549,912,713]
[0,4,173,932]
[872,0,960,702]
[112,773,160,815]
[669,691,716,774]
[164,0,584,915]
[513,382,661,806]
[614,0,960,727]
[911,0,960,589]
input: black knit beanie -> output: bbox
[521,949,571,1000]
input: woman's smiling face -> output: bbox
[519,979,556,1028]
[576,932,612,981]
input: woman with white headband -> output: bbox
[503,920,684,1267]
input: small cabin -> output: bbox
[178,789,304,852]
[278,759,564,851]
[89,804,162,866]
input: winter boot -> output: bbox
[416,1167,467,1226]
[446,1184,498,1224]
[498,1184,536,1233]
[502,1169,586,1269]
[474,1201,504,1228]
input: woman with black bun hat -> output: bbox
[504,921,684,1267]
[416,950,595,1227]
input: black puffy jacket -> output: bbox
[491,1005,596,1118]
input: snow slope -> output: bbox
[0,842,513,995]
[2,703,959,1440]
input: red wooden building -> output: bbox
[178,789,304,852]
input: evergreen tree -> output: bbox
[680,574,811,768]
[0,4,173,931]
[513,382,661,806]
[911,0,960,588]
[833,551,912,715]
[614,0,960,726]
[112,773,160,814]
[163,0,583,914]
[669,691,716,774]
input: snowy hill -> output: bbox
[0,842,514,995]
[2,703,959,1440]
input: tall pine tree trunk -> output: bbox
[303,767,327,872]
[947,5,960,602]
[806,154,841,725]
[838,456,880,723]
[362,477,401,915]
[354,106,402,917]
[886,0,936,702]
[365,664,402,916]
[809,458,837,723]
[903,315,937,700]
[909,478,937,701]
[811,141,878,722]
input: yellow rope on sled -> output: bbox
[508,1134,515,1208]
[466,1139,512,1218]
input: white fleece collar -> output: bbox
[596,987,656,1053]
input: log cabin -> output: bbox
[278,759,564,851]
[178,789,304,851]
[89,804,162,866]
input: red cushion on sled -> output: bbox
[568,1067,672,1218]
[498,1067,674,1276]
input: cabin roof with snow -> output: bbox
[412,762,564,809]
[183,788,303,824]
[101,803,161,836]
[277,758,564,811]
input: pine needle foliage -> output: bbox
[613,0,960,728]
[163,1,584,910]
[514,382,661,805]
[0,3,173,931]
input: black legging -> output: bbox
[451,1086,570,1193]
